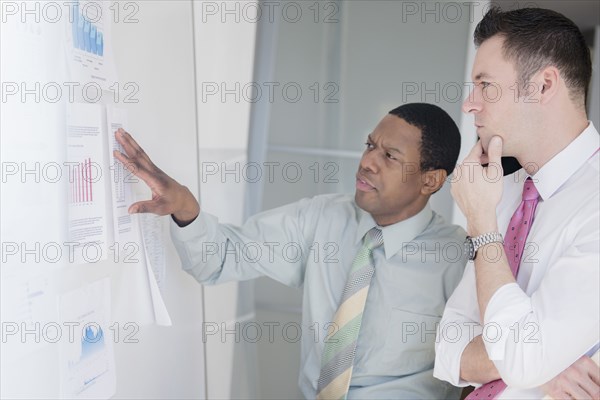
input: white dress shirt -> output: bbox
[171,194,467,399]
[434,122,600,399]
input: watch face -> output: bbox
[464,237,475,261]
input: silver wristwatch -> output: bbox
[464,232,504,261]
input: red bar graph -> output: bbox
[70,158,93,204]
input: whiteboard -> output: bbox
[1,1,206,398]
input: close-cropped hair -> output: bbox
[388,103,461,178]
[474,7,592,107]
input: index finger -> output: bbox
[112,144,160,188]
[115,128,150,163]
[112,149,152,183]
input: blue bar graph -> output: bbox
[70,1,104,57]
[77,13,85,49]
[90,25,97,54]
[97,32,104,57]
[83,20,91,52]
[81,325,105,359]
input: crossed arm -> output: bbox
[461,336,599,398]
[450,137,600,399]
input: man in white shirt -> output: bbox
[434,7,600,399]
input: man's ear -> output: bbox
[537,66,560,104]
[421,169,447,195]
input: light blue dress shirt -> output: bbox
[171,193,467,399]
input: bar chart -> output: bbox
[70,158,94,205]
[70,2,104,57]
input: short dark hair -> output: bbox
[474,7,592,107]
[388,103,461,177]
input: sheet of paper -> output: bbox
[144,245,172,326]
[0,272,56,360]
[110,212,171,327]
[106,106,134,242]
[110,214,155,326]
[67,103,109,264]
[64,0,118,90]
[58,278,116,399]
[139,213,166,291]
[139,214,171,326]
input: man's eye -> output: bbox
[481,81,491,88]
[386,152,396,160]
[365,142,374,149]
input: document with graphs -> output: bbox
[58,278,116,399]
[66,102,109,264]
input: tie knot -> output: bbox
[522,178,539,201]
[364,228,384,250]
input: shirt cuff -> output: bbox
[434,321,483,387]
[170,211,218,242]
[483,283,533,360]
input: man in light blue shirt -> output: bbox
[114,103,468,398]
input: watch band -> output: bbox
[467,232,504,260]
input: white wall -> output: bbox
[111,2,206,397]
[192,1,260,398]
[1,1,206,398]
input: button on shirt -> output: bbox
[171,193,467,399]
[434,123,600,399]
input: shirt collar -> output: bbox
[355,203,433,260]
[520,121,599,200]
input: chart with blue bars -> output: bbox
[71,2,104,56]
[80,325,105,359]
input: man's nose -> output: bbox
[462,87,482,114]
[359,148,380,173]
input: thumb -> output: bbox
[464,140,484,163]
[487,136,503,165]
[129,200,161,215]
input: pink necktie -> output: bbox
[466,177,540,400]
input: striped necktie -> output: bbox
[466,178,540,400]
[316,227,384,399]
